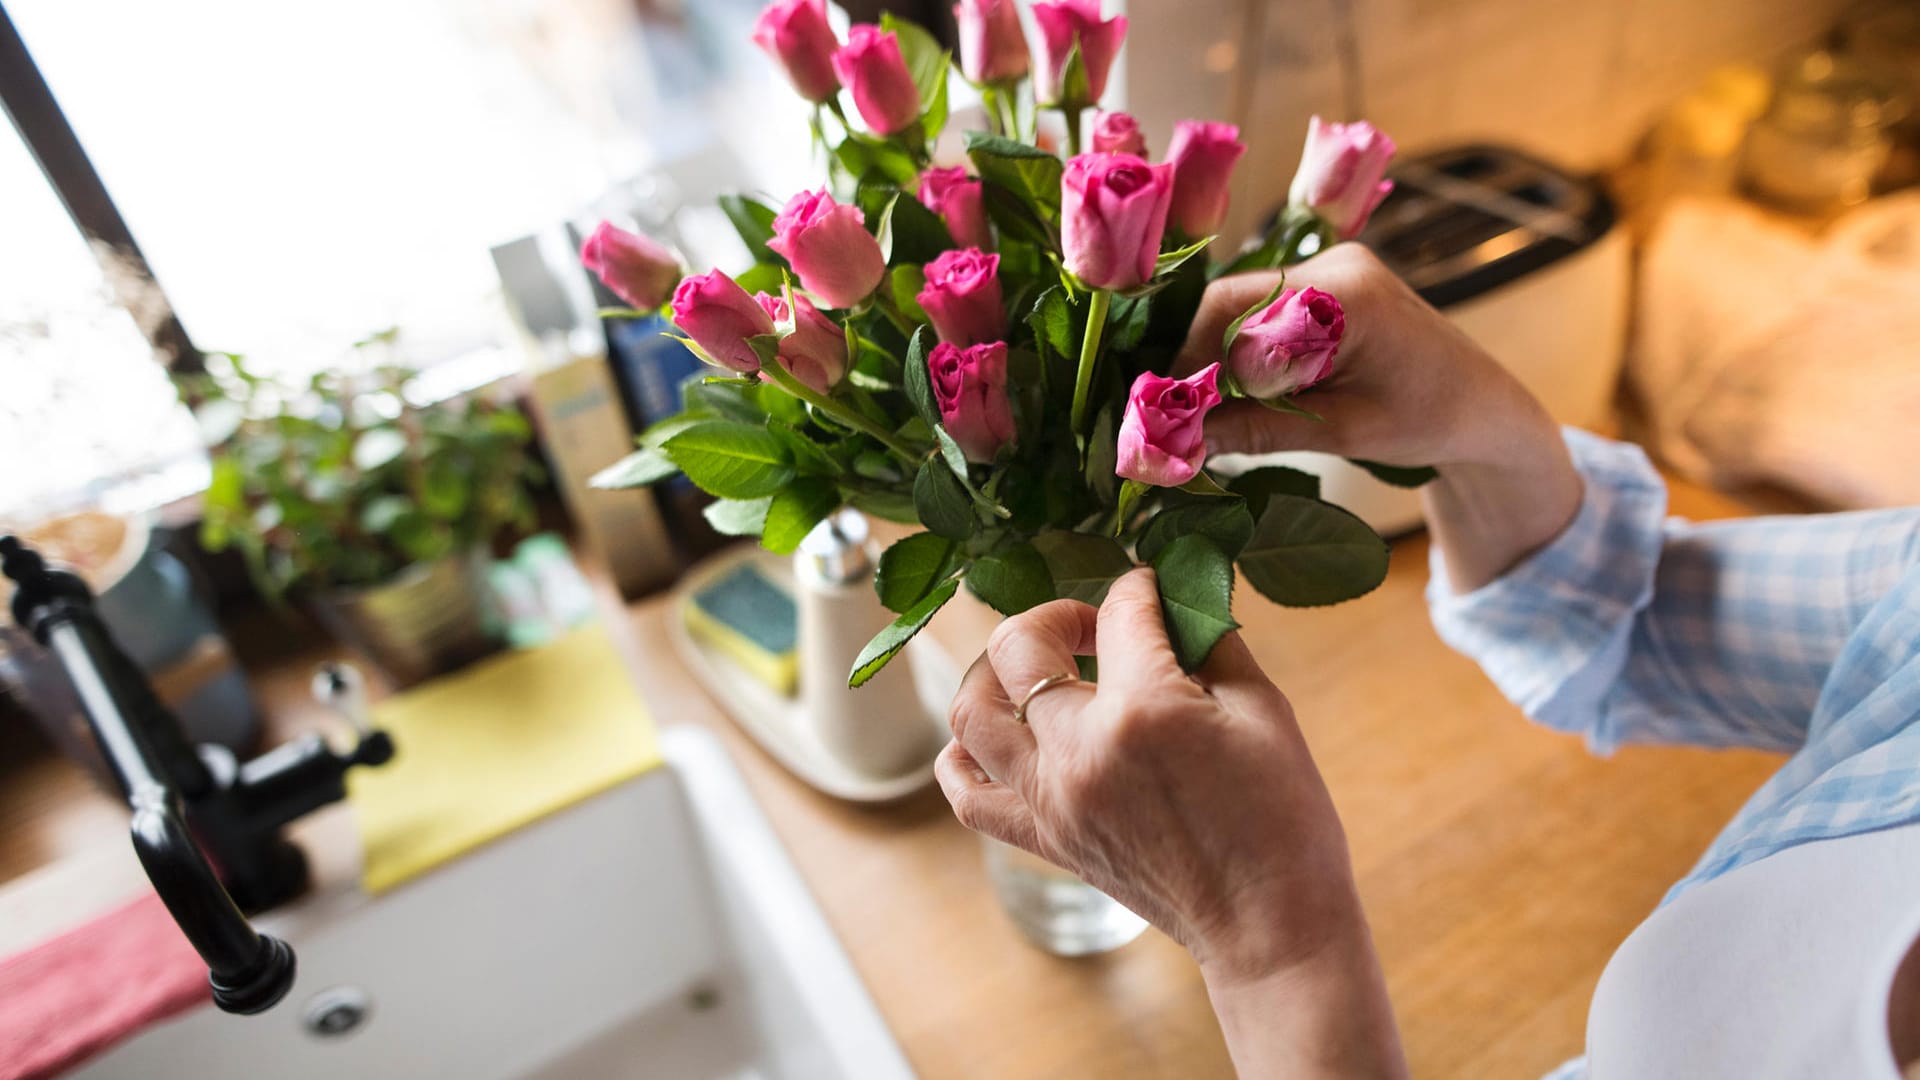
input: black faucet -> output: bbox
[1,535,393,1014]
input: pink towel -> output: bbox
[0,891,209,1080]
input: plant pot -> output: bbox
[308,548,500,688]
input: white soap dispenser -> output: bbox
[794,510,942,779]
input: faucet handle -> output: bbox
[309,663,395,767]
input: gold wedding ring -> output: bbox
[1012,672,1079,725]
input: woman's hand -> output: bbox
[1179,245,1584,592]
[937,569,1407,1078]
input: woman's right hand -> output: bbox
[1178,245,1585,592]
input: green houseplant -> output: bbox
[180,339,540,684]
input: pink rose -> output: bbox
[752,0,841,103]
[929,341,1016,463]
[1032,0,1127,106]
[832,25,923,137]
[1166,120,1245,238]
[1116,363,1221,487]
[1227,287,1344,398]
[580,222,680,310]
[954,0,1030,84]
[767,189,887,309]
[671,270,776,373]
[1288,116,1396,240]
[917,248,1006,348]
[919,166,992,250]
[1090,110,1146,155]
[1061,152,1173,291]
[755,291,849,393]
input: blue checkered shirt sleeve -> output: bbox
[1427,428,1920,755]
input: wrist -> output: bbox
[1200,917,1408,1079]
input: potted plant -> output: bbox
[179,336,540,686]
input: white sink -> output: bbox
[73,727,915,1080]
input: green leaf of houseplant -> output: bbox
[1152,534,1240,672]
[759,478,842,555]
[875,531,961,614]
[1032,530,1132,606]
[1137,498,1256,563]
[849,578,958,688]
[1350,459,1439,488]
[1227,465,1321,518]
[703,497,771,536]
[662,421,795,499]
[590,446,680,489]
[914,458,975,539]
[1237,494,1391,607]
[966,542,1055,616]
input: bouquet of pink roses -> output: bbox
[589,0,1414,687]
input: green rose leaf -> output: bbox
[1137,498,1256,563]
[1152,534,1240,672]
[1227,465,1321,518]
[849,578,958,688]
[891,264,931,323]
[1221,274,1289,356]
[1027,285,1076,365]
[590,446,679,489]
[1032,530,1132,606]
[914,458,975,539]
[1154,235,1214,279]
[769,423,843,477]
[716,194,780,266]
[1083,406,1118,506]
[703,497,771,537]
[683,377,768,423]
[662,421,795,499]
[903,325,941,430]
[1350,459,1439,488]
[885,194,954,266]
[761,478,842,554]
[846,487,921,524]
[875,531,962,614]
[881,14,950,144]
[733,261,788,296]
[1237,494,1390,607]
[966,542,1055,616]
[966,131,1064,219]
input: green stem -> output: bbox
[1069,287,1111,435]
[1063,105,1083,158]
[872,290,918,339]
[983,86,1005,138]
[997,85,1021,141]
[760,361,919,464]
[825,95,852,134]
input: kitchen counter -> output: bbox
[0,477,1785,1079]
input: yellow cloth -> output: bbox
[347,624,661,894]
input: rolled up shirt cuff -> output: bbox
[1427,428,1669,749]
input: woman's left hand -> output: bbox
[937,568,1407,1078]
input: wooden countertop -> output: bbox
[0,477,1785,1079]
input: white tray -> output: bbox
[667,546,958,803]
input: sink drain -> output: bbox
[303,987,372,1038]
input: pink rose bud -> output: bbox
[1227,286,1344,398]
[954,0,1030,84]
[580,222,680,310]
[1090,110,1146,156]
[917,247,1006,347]
[1166,120,1246,238]
[752,0,842,103]
[671,270,776,374]
[832,25,923,137]
[1032,0,1127,106]
[767,188,887,310]
[1061,151,1173,291]
[1115,363,1221,488]
[1289,115,1396,240]
[755,291,849,393]
[929,341,1016,463]
[919,166,993,250]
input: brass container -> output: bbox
[310,549,499,688]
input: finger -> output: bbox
[1202,398,1353,458]
[1192,629,1285,710]
[985,599,1099,739]
[1172,270,1286,378]
[935,741,1041,851]
[1094,568,1190,693]
[947,653,1038,795]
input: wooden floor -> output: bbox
[0,475,1788,1079]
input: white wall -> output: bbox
[1123,0,1858,245]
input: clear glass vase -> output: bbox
[982,837,1148,956]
